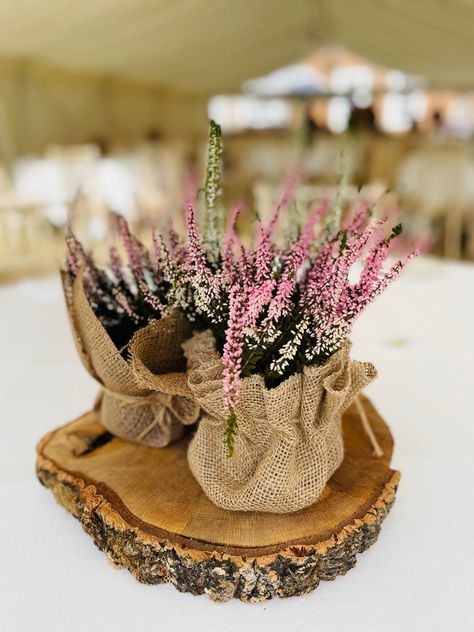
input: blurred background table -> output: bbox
[0,256,472,632]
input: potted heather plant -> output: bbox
[172,122,417,513]
[62,215,200,448]
[60,122,232,447]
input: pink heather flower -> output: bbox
[301,199,328,248]
[344,203,371,232]
[265,204,326,324]
[265,248,304,323]
[301,239,334,306]
[167,226,181,260]
[138,279,166,316]
[298,213,413,361]
[183,165,199,210]
[65,227,87,275]
[247,278,277,327]
[116,214,144,277]
[223,203,242,283]
[253,219,275,284]
[155,236,173,289]
[112,289,140,323]
[222,288,247,411]
[184,204,209,270]
[151,229,163,271]
[108,246,123,282]
[237,245,255,293]
[184,203,221,298]
[66,251,79,276]
[252,166,302,284]
[347,249,418,321]
[264,163,301,237]
[357,238,392,292]
[152,227,180,283]
[159,217,182,264]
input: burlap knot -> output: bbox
[61,268,199,448]
[95,386,198,442]
[183,330,379,514]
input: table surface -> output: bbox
[1,257,473,632]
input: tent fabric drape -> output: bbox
[1,1,474,158]
[0,1,473,93]
[0,58,208,161]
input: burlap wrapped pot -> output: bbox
[61,269,199,447]
[183,330,377,513]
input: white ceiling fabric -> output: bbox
[0,1,473,93]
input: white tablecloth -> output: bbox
[1,258,473,632]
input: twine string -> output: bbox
[354,395,384,457]
[99,387,183,440]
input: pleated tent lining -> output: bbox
[1,1,473,159]
[0,1,472,93]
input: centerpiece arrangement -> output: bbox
[37,121,416,601]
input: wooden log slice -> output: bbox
[36,396,400,602]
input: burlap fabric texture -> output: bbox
[61,269,199,447]
[183,330,377,513]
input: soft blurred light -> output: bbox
[446,96,474,137]
[352,89,373,108]
[385,69,408,91]
[381,92,412,133]
[13,158,68,226]
[208,95,291,132]
[406,90,428,122]
[327,96,351,133]
[243,63,327,96]
[330,65,374,94]
[83,157,136,217]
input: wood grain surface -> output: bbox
[36,396,400,602]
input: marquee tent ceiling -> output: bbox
[0,0,473,93]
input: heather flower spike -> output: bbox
[202,120,224,260]
[116,214,145,277]
[323,143,350,234]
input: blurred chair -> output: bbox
[0,155,66,281]
[0,196,60,281]
[398,144,474,259]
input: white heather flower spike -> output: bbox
[323,141,351,235]
[202,120,224,261]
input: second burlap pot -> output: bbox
[184,331,377,513]
[62,269,199,447]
